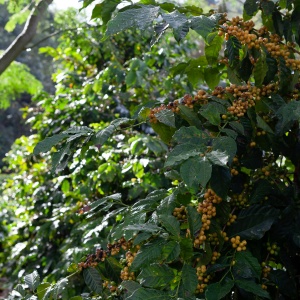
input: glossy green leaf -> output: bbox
[126,287,169,300]
[204,67,220,89]
[131,238,165,271]
[34,133,68,155]
[179,238,193,261]
[187,206,202,237]
[106,5,160,37]
[180,156,212,191]
[181,264,198,295]
[125,223,162,233]
[275,101,300,135]
[235,279,270,298]
[83,267,102,294]
[210,166,231,199]
[213,136,237,164]
[205,34,223,65]
[200,102,226,126]
[52,279,68,299]
[91,0,120,24]
[243,0,259,18]
[205,279,234,300]
[228,205,280,239]
[160,215,180,236]
[151,122,176,144]
[233,251,261,279]
[254,52,268,87]
[165,143,206,167]
[162,240,180,262]
[178,105,202,128]
[104,257,123,284]
[226,36,241,67]
[155,109,176,128]
[190,16,216,40]
[206,150,229,167]
[137,264,175,288]
[24,271,40,292]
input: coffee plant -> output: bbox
[2,0,300,299]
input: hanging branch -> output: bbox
[0,0,53,76]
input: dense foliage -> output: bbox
[1,0,300,299]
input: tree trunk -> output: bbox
[0,0,53,76]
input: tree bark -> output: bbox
[0,0,53,76]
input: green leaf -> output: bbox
[178,105,202,128]
[206,150,229,167]
[229,121,245,135]
[106,5,160,37]
[91,0,120,24]
[179,238,193,262]
[51,143,70,173]
[210,166,231,199]
[165,144,206,167]
[233,251,261,279]
[137,264,175,288]
[151,122,176,144]
[125,223,162,233]
[261,1,275,15]
[187,206,202,237]
[172,126,208,144]
[204,67,221,89]
[126,287,169,300]
[162,11,187,29]
[24,271,40,292]
[226,36,241,67]
[105,257,123,283]
[130,238,165,271]
[235,279,270,298]
[155,109,176,128]
[52,279,68,299]
[83,267,102,294]
[190,16,216,41]
[14,284,26,297]
[159,215,180,236]
[200,102,226,126]
[205,279,234,300]
[254,52,268,87]
[121,280,141,295]
[133,232,152,246]
[180,156,212,191]
[162,240,180,262]
[256,114,274,134]
[243,0,259,17]
[228,205,280,239]
[269,270,298,298]
[34,133,69,155]
[205,34,223,65]
[275,101,300,135]
[181,264,198,294]
[212,136,237,164]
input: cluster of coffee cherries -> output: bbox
[219,16,257,48]
[194,189,221,247]
[103,280,118,293]
[196,264,212,294]
[120,249,138,281]
[267,242,280,256]
[173,205,187,220]
[261,262,272,278]
[78,237,131,270]
[226,213,237,226]
[231,191,249,208]
[230,235,247,251]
